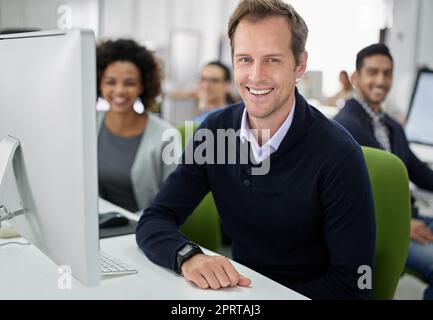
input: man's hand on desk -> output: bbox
[411,218,433,244]
[181,254,252,290]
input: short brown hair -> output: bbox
[227,0,308,65]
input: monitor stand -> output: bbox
[0,136,25,223]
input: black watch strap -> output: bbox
[176,242,203,274]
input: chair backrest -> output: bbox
[177,123,222,251]
[361,146,411,299]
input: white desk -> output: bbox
[410,143,433,165]
[0,199,308,300]
[409,143,433,217]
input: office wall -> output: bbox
[417,1,433,68]
[291,0,390,98]
[99,0,234,78]
[0,0,98,34]
[387,0,433,117]
[0,0,233,84]
[2,0,432,111]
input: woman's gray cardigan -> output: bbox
[97,112,182,211]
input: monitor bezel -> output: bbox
[405,67,433,146]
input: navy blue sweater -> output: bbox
[334,98,433,217]
[136,91,375,300]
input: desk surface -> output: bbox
[0,200,307,300]
[410,143,433,165]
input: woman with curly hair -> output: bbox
[96,39,181,213]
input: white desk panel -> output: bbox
[0,200,308,300]
[411,143,433,165]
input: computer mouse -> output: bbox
[99,212,129,229]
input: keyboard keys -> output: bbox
[100,251,137,276]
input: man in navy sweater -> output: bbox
[334,43,433,299]
[136,0,375,300]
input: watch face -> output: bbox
[176,243,202,274]
[179,243,196,257]
[179,243,193,256]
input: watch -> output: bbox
[176,242,203,274]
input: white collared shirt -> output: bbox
[239,98,296,163]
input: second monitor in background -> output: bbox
[405,68,433,146]
[405,68,433,164]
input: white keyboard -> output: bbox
[100,251,137,276]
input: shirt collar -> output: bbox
[353,94,385,121]
[239,97,296,152]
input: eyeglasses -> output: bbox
[199,76,225,84]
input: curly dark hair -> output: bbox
[96,39,161,110]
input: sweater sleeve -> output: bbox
[292,147,376,300]
[135,136,211,272]
[407,147,433,191]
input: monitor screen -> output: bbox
[0,29,100,286]
[405,68,433,146]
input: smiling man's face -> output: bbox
[233,15,306,122]
[353,54,393,109]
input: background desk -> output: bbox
[411,143,433,166]
[0,199,308,300]
[409,143,433,217]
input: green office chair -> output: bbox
[177,123,222,252]
[362,146,411,299]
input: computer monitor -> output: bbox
[0,29,100,286]
[405,68,433,146]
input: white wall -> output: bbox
[290,0,390,97]
[418,0,433,68]
[2,0,432,110]
[0,0,98,34]
[99,0,136,39]
[98,0,232,86]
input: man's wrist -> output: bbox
[176,242,203,274]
